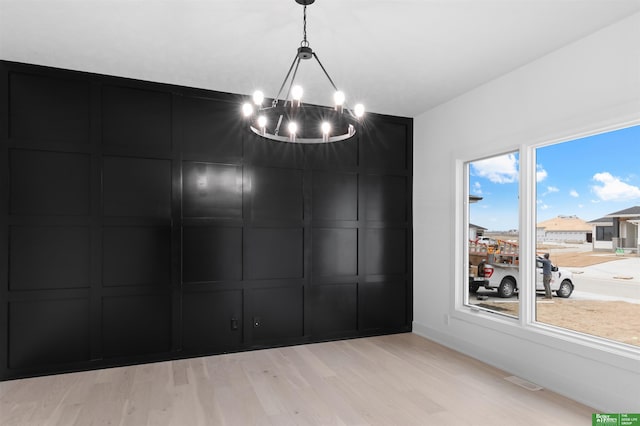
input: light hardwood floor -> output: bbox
[0,333,594,425]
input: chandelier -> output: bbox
[242,0,365,144]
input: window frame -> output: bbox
[453,124,640,364]
[462,150,522,319]
[596,226,614,242]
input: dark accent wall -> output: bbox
[0,60,413,380]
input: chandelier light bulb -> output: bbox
[321,121,331,142]
[291,85,303,101]
[257,115,267,135]
[354,103,365,118]
[288,121,298,142]
[242,102,254,117]
[334,91,345,106]
[253,90,264,106]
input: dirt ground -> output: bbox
[543,250,632,267]
[478,299,639,346]
[479,249,640,347]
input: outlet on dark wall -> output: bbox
[0,60,413,380]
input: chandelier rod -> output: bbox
[312,52,339,92]
[273,52,300,107]
[284,57,303,106]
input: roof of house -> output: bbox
[588,216,613,224]
[469,223,487,230]
[536,215,591,232]
[604,206,640,218]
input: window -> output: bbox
[596,226,613,241]
[466,152,520,318]
[462,125,640,348]
[535,125,640,346]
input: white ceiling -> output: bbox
[1,0,640,117]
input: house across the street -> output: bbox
[589,206,640,253]
[536,215,592,243]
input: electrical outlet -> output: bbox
[444,314,450,325]
[230,317,239,330]
[253,317,261,328]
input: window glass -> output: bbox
[466,152,520,318]
[535,125,640,346]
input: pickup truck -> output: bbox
[470,257,574,298]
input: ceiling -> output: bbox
[1,0,640,118]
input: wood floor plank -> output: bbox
[0,333,595,425]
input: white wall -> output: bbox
[594,240,614,251]
[413,13,640,413]
[544,231,587,243]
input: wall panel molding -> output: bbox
[0,60,412,380]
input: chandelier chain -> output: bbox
[301,5,309,47]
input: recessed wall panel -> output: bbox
[244,228,303,280]
[9,299,90,369]
[103,156,172,217]
[10,226,89,290]
[250,286,303,342]
[312,228,357,277]
[364,175,407,221]
[307,136,358,168]
[364,228,406,275]
[312,171,357,221]
[309,284,357,335]
[182,162,242,218]
[364,121,407,170]
[9,72,89,143]
[181,96,242,158]
[10,149,90,216]
[183,227,242,283]
[102,85,171,149]
[102,295,171,358]
[244,134,304,168]
[102,227,171,287]
[182,290,243,350]
[249,167,303,221]
[359,282,406,330]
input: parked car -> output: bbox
[470,257,574,298]
[477,236,498,246]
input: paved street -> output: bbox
[569,257,639,301]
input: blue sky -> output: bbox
[469,124,640,231]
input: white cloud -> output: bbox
[536,165,548,182]
[472,182,482,195]
[537,199,550,210]
[472,154,518,184]
[569,190,579,198]
[543,186,559,196]
[591,172,640,201]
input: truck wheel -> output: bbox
[498,278,516,298]
[469,282,480,293]
[556,280,574,298]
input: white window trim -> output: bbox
[452,121,640,369]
